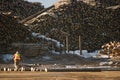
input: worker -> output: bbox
[13,51,21,71]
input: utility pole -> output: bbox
[79,35,82,55]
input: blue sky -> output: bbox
[28,0,59,8]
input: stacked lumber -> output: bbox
[99,41,120,59]
[24,0,120,52]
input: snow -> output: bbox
[2,54,13,62]
[42,56,52,60]
[79,50,98,58]
[53,50,98,58]
[52,50,109,58]
[1,50,109,63]
[32,32,64,47]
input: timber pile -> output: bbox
[0,0,44,20]
[99,41,120,60]
[96,0,120,7]
[0,12,63,55]
[0,0,46,54]
[24,0,120,52]
[0,13,30,52]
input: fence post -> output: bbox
[66,36,69,54]
[79,35,82,55]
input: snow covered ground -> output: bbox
[1,32,109,63]
[1,50,109,63]
[1,54,13,63]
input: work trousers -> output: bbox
[14,59,21,71]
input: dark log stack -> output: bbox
[0,0,120,55]
[96,0,120,7]
[0,0,44,20]
[24,0,120,52]
[0,0,45,53]
[0,13,30,53]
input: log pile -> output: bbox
[0,0,119,55]
[0,0,44,20]
[99,41,120,60]
[0,0,46,54]
[96,0,120,7]
[0,12,63,55]
[24,0,120,52]
[0,13,30,52]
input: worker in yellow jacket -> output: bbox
[13,51,21,71]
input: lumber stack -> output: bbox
[99,41,120,59]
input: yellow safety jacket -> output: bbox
[14,53,21,60]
